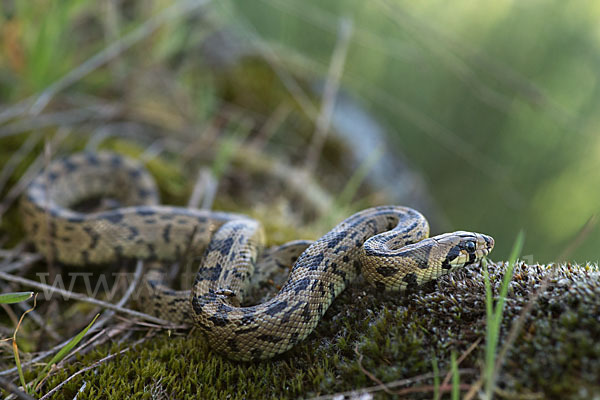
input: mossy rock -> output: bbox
[23,261,599,399]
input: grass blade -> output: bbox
[483,230,525,399]
[492,231,524,331]
[451,351,459,400]
[432,355,440,400]
[211,124,252,179]
[482,258,494,384]
[9,294,38,393]
[0,292,34,304]
[13,340,26,391]
[335,145,383,208]
[33,313,99,390]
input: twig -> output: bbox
[0,107,118,140]
[0,249,39,260]
[41,138,58,283]
[112,315,183,331]
[440,337,481,391]
[354,344,393,394]
[0,253,43,274]
[0,244,33,270]
[0,270,177,327]
[38,339,143,400]
[56,321,136,372]
[59,327,109,366]
[395,382,472,397]
[54,260,148,366]
[0,261,149,378]
[463,377,483,400]
[494,386,544,400]
[0,101,31,126]
[96,260,146,326]
[304,17,353,175]
[72,381,87,400]
[140,139,167,161]
[308,368,477,400]
[0,376,36,400]
[188,168,217,210]
[102,0,126,80]
[259,34,524,208]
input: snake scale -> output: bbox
[20,152,494,360]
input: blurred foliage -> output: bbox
[225,0,600,264]
[2,0,597,263]
[1,1,600,398]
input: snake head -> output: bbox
[433,231,494,271]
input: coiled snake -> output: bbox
[20,152,494,360]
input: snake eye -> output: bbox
[465,240,476,253]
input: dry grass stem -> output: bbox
[0,131,42,193]
[188,168,217,210]
[440,337,481,392]
[37,338,147,400]
[0,128,71,218]
[304,17,353,175]
[28,0,212,117]
[0,260,149,377]
[309,369,477,400]
[0,253,43,274]
[0,375,36,400]
[0,268,176,328]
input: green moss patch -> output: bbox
[25,262,598,399]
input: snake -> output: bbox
[20,151,494,361]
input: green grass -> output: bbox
[1,0,84,96]
[482,230,525,399]
[1,1,600,398]
[4,295,99,397]
[211,122,254,179]
[431,355,440,400]
[451,351,459,400]
[334,145,383,208]
[29,314,98,394]
[0,292,33,304]
[3,253,599,398]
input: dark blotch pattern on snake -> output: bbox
[21,152,494,360]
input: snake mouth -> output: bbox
[480,234,495,258]
[483,234,495,250]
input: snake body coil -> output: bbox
[21,152,494,360]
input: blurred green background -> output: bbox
[1,0,599,264]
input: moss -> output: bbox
[2,140,599,399]
[20,262,596,399]
[99,138,190,203]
